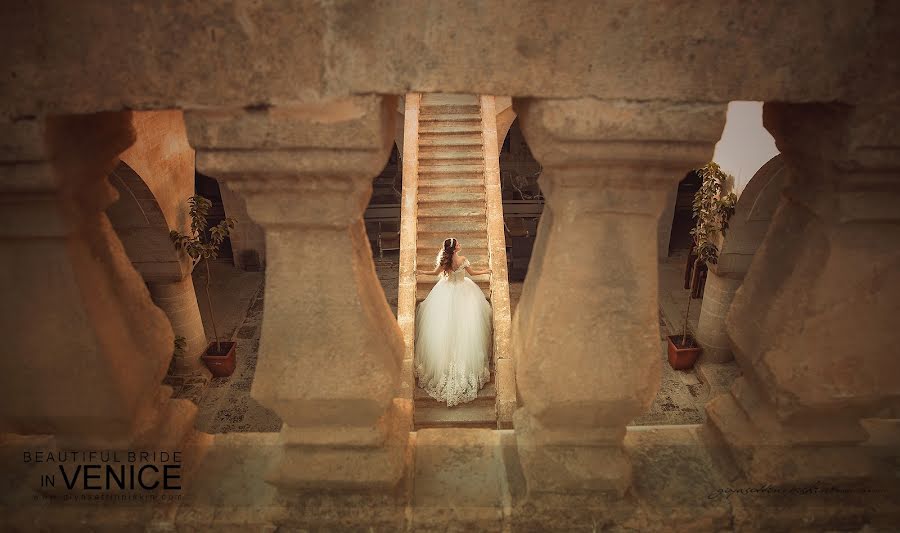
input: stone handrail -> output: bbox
[397,93,421,400]
[479,95,515,428]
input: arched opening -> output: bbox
[637,101,781,425]
[194,171,235,266]
[499,117,543,311]
[666,169,703,256]
[365,141,403,316]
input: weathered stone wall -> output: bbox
[3,1,898,118]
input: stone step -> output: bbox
[694,361,737,403]
[418,134,483,147]
[417,217,487,233]
[416,232,488,250]
[418,184,484,196]
[419,163,484,174]
[417,177,483,189]
[416,251,489,268]
[415,380,496,405]
[420,104,482,115]
[419,122,482,134]
[417,203,486,218]
[414,402,496,429]
[418,112,481,122]
[418,147,483,160]
[418,190,485,202]
[417,242,488,254]
[418,157,484,167]
[421,93,479,105]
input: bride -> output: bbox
[414,237,493,407]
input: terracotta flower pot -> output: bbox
[201,341,237,377]
[667,335,701,370]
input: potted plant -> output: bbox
[668,162,737,370]
[170,195,237,377]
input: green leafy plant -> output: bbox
[170,195,236,352]
[681,162,737,347]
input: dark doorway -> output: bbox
[195,172,234,264]
[668,170,702,255]
[364,143,402,258]
[500,118,543,282]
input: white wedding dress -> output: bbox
[414,258,493,407]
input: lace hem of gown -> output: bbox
[415,359,491,407]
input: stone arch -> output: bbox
[497,110,545,286]
[106,159,207,371]
[695,154,789,362]
[496,97,516,152]
[106,110,211,370]
[107,160,186,282]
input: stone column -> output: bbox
[218,179,266,270]
[511,98,726,496]
[184,96,410,494]
[707,102,900,485]
[0,112,180,449]
[695,156,789,363]
[148,276,207,372]
[694,268,742,362]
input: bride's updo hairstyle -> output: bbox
[435,237,457,275]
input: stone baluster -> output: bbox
[184,96,411,493]
[706,102,900,486]
[511,98,726,496]
[0,112,180,449]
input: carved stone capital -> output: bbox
[185,96,397,227]
[514,98,725,185]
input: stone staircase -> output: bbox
[412,93,496,429]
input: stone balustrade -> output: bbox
[510,98,727,497]
[183,96,412,497]
[0,112,197,451]
[0,93,898,530]
[708,102,900,487]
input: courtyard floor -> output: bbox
[170,250,739,433]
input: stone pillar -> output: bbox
[184,96,410,495]
[511,98,726,496]
[148,276,207,372]
[695,155,789,362]
[707,102,900,486]
[694,268,742,362]
[0,112,179,449]
[657,184,678,258]
[218,179,266,270]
